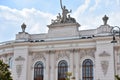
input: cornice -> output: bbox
[0,36,114,50]
[94,36,112,41]
[47,23,80,28]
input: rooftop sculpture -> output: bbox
[102,15,109,25]
[21,23,26,32]
[51,0,76,24]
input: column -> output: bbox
[12,46,29,80]
[50,51,55,80]
[70,50,74,74]
[45,52,50,80]
[75,50,79,80]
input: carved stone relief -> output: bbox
[99,51,110,76]
[15,56,25,61]
[15,56,25,78]
[48,50,56,55]
[32,52,46,61]
[30,52,46,70]
[56,50,70,60]
[69,49,80,53]
[101,61,109,75]
[16,64,22,78]
[79,50,86,58]
[0,53,13,64]
[99,51,110,57]
[79,49,95,59]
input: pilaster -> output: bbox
[70,50,74,73]
[45,51,50,80]
[95,40,114,80]
[12,46,29,80]
[50,51,55,80]
[75,49,80,80]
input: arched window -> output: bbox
[58,60,68,80]
[82,59,93,80]
[34,61,44,80]
[9,57,13,69]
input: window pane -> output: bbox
[82,59,93,80]
[34,61,44,80]
[58,60,68,80]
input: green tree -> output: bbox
[0,60,13,80]
[115,75,120,80]
[65,72,72,80]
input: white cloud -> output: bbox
[72,0,120,30]
[73,0,90,19]
[78,15,102,30]
[0,5,56,42]
[0,5,54,34]
[77,12,120,30]
[0,6,20,21]
[0,0,120,42]
[89,0,101,11]
[108,12,120,27]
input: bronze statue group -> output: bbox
[51,0,76,24]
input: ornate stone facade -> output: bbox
[0,1,119,80]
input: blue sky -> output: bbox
[0,0,120,42]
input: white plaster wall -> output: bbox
[95,40,114,80]
[47,23,79,38]
[49,52,55,80]
[0,36,119,80]
[12,46,29,80]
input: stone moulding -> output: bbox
[48,23,80,28]
[15,56,25,61]
[99,51,110,57]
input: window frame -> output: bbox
[82,59,93,80]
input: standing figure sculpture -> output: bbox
[56,13,62,23]
[60,0,71,23]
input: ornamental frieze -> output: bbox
[56,50,70,60]
[99,51,110,57]
[79,49,95,59]
[15,56,25,61]
[32,52,46,61]
[69,48,80,53]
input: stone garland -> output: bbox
[56,50,70,60]
[30,49,95,69]
[79,49,95,59]
[32,52,46,62]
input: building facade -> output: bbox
[0,4,120,80]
